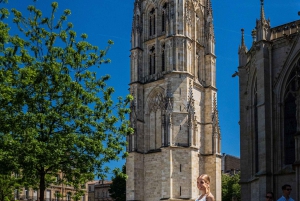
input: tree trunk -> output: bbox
[39,170,46,201]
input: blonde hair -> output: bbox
[198,174,211,193]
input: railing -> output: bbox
[271,20,300,40]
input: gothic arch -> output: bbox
[145,87,165,150]
[146,86,165,113]
[277,53,300,165]
[158,1,168,34]
[144,4,156,38]
[144,1,156,12]
[278,51,300,97]
[157,0,167,7]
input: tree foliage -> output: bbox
[222,173,241,201]
[108,165,126,201]
[0,2,133,201]
[0,174,22,201]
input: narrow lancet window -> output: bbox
[149,46,156,75]
[162,3,167,32]
[149,8,156,36]
[162,43,165,72]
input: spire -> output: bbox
[256,0,270,41]
[206,0,213,16]
[241,28,245,47]
[212,93,221,151]
[238,29,248,67]
[205,0,215,54]
[205,0,214,33]
[239,28,247,52]
[260,0,266,21]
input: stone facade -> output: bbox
[237,1,300,200]
[126,0,221,201]
[88,181,114,201]
[88,181,96,201]
[14,176,90,201]
[94,181,113,201]
[221,154,240,174]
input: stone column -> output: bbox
[188,118,193,146]
[168,113,172,145]
[161,114,165,146]
[194,117,198,147]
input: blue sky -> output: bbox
[3,0,300,179]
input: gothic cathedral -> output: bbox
[126,0,221,201]
[237,1,300,200]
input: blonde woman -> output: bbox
[196,174,215,201]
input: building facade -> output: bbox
[237,1,300,200]
[88,181,96,201]
[15,181,87,201]
[221,153,240,175]
[94,181,113,201]
[126,0,221,201]
[12,174,97,201]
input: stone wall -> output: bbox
[222,154,240,173]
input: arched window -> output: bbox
[67,192,71,201]
[283,66,298,165]
[148,92,164,150]
[284,92,296,164]
[149,8,155,36]
[149,46,155,75]
[161,3,167,32]
[161,43,165,72]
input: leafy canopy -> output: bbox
[0,1,133,200]
[0,174,23,201]
[222,173,241,201]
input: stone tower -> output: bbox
[126,0,221,201]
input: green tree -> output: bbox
[222,173,241,201]
[0,2,133,201]
[0,174,22,201]
[109,165,126,201]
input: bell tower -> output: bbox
[126,0,221,200]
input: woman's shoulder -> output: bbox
[195,194,206,201]
[206,193,215,201]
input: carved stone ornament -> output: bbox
[148,92,165,112]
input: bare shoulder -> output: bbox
[206,193,215,201]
